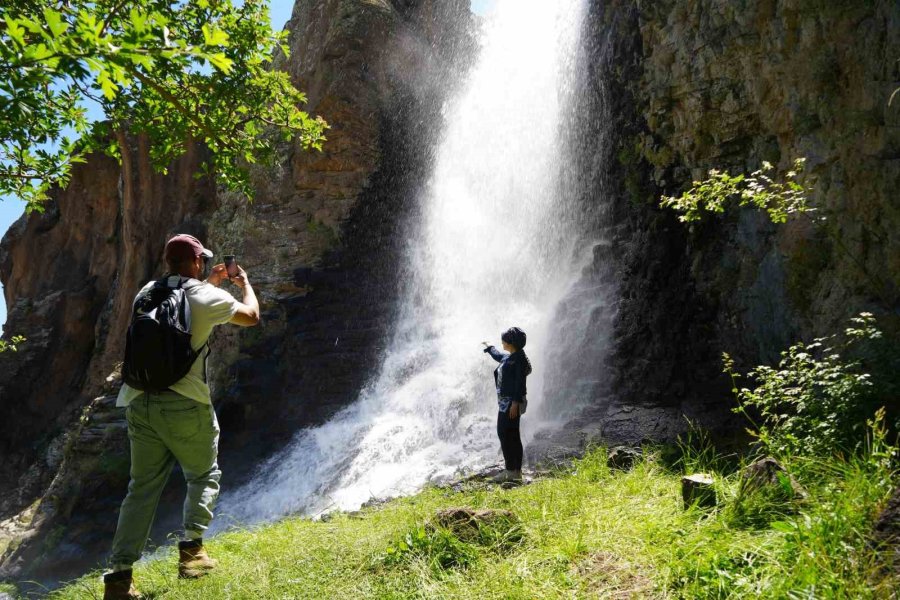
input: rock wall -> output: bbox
[205,0,472,469]
[0,0,470,585]
[568,0,900,443]
[636,0,900,342]
[0,141,220,582]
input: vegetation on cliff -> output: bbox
[0,335,24,353]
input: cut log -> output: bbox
[682,473,716,509]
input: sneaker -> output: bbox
[103,569,142,600]
[491,470,523,483]
[178,539,218,579]
[490,470,510,483]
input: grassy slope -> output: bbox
[45,448,896,599]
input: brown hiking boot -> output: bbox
[178,539,218,579]
[103,569,142,600]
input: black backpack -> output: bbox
[122,276,206,392]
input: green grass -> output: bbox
[37,446,898,599]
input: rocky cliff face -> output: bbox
[205,0,471,468]
[0,0,470,585]
[635,0,900,340]
[566,0,900,443]
[0,141,216,506]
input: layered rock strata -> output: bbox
[0,141,216,507]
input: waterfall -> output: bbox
[219,0,598,525]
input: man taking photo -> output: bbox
[103,234,259,600]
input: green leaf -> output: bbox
[128,53,155,70]
[42,8,69,38]
[202,24,230,46]
[129,8,149,33]
[207,52,233,73]
[18,17,43,35]
[97,71,118,100]
[770,521,793,533]
[5,17,26,47]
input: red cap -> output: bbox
[164,234,213,263]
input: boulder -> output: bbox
[607,446,642,471]
[873,486,900,573]
[432,507,518,541]
[740,457,807,499]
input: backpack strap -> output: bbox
[160,275,211,382]
[201,342,211,384]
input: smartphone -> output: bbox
[224,255,239,278]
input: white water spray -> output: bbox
[220,0,593,524]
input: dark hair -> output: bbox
[501,327,526,350]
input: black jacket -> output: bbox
[484,346,533,403]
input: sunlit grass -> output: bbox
[40,445,896,599]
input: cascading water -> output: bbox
[219,0,598,525]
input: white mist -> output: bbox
[219,0,592,525]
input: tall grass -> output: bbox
[33,430,896,600]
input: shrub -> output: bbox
[724,313,895,457]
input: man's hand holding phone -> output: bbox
[221,254,248,287]
[206,264,229,287]
[229,265,249,288]
[207,255,249,288]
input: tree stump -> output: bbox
[682,474,716,509]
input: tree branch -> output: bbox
[126,68,234,152]
[100,0,130,36]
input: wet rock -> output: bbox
[576,0,900,448]
[438,463,534,493]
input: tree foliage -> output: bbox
[661,159,810,224]
[0,334,25,352]
[1,0,327,211]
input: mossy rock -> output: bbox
[431,507,522,547]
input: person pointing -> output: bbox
[482,326,532,483]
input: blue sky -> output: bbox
[0,0,494,330]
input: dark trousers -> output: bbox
[497,410,523,471]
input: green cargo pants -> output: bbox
[110,391,221,567]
